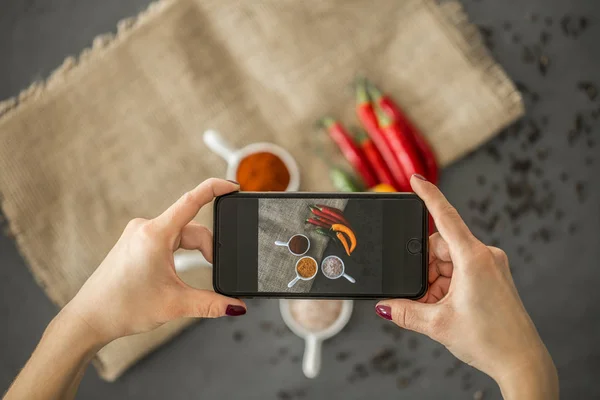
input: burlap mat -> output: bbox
[258,199,347,293]
[0,0,523,381]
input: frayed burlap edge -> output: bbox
[0,0,175,119]
[433,0,525,136]
[0,0,177,295]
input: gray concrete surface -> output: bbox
[1,0,599,398]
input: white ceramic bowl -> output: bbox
[203,129,300,191]
[279,299,353,379]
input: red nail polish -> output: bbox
[375,305,393,320]
[226,305,246,316]
[412,174,427,181]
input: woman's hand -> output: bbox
[376,175,558,399]
[6,178,245,400]
[65,178,246,345]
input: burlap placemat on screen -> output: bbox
[0,0,523,381]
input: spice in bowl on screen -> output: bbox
[322,256,343,278]
[236,152,290,191]
[296,257,317,278]
[289,235,309,255]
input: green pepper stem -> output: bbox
[355,77,370,106]
[350,127,369,144]
[366,79,383,102]
[317,116,337,130]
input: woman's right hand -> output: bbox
[376,175,558,400]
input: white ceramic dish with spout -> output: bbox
[279,299,353,379]
[203,129,300,191]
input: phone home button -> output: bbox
[406,239,422,255]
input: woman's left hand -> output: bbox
[64,178,246,345]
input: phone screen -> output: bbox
[214,192,427,299]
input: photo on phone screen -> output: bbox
[214,193,427,299]
[259,198,383,294]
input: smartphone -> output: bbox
[213,192,428,299]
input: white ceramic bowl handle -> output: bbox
[342,273,356,283]
[274,240,289,247]
[203,130,237,164]
[302,336,322,379]
[287,276,300,288]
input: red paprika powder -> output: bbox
[236,152,290,191]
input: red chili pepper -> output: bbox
[368,81,439,184]
[374,107,426,184]
[306,218,331,229]
[320,117,377,188]
[315,215,339,226]
[315,204,344,214]
[315,205,351,227]
[355,80,410,191]
[354,129,397,189]
[309,206,341,225]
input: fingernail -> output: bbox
[226,305,246,316]
[226,180,240,185]
[375,304,393,320]
[412,174,427,181]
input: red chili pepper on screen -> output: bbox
[319,216,340,226]
[355,79,410,191]
[315,204,343,215]
[354,128,397,189]
[320,117,377,188]
[367,81,439,184]
[315,205,351,227]
[309,205,342,225]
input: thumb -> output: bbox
[375,300,438,337]
[179,288,247,318]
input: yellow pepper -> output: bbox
[370,183,396,193]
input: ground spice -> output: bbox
[236,152,290,191]
[322,257,343,278]
[289,235,309,255]
[296,257,317,278]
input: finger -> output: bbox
[429,232,451,262]
[375,300,437,337]
[180,288,247,319]
[428,260,453,283]
[411,175,476,252]
[179,223,214,263]
[423,276,451,303]
[156,178,239,234]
